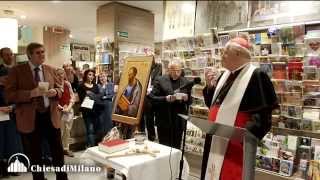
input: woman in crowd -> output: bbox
[56,68,75,157]
[97,72,114,139]
[77,69,100,147]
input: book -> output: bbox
[261,44,271,56]
[255,33,261,45]
[98,139,129,154]
[305,38,320,56]
[285,80,302,93]
[305,56,320,68]
[308,160,320,179]
[303,66,318,80]
[281,105,302,119]
[280,27,294,44]
[261,32,271,44]
[303,109,320,121]
[117,95,130,112]
[272,62,287,79]
[281,92,302,106]
[279,159,293,176]
[293,25,305,43]
[287,44,296,57]
[314,146,320,160]
[287,60,303,80]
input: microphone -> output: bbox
[179,77,201,90]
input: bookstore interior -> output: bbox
[1,1,320,180]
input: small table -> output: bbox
[81,140,189,180]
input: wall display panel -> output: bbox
[207,1,248,31]
[163,1,196,40]
[249,1,320,28]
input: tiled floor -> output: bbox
[3,151,200,180]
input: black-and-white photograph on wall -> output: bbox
[207,1,248,31]
[249,1,320,28]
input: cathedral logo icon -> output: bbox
[7,153,30,173]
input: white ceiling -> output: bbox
[0,1,164,44]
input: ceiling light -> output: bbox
[0,18,18,53]
[69,34,73,38]
[182,2,194,13]
[20,15,26,19]
[51,1,61,3]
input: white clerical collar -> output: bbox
[28,61,43,71]
[231,62,249,74]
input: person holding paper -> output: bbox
[201,37,278,180]
[0,47,22,177]
[5,43,68,180]
[115,66,142,118]
[149,61,191,149]
[78,69,100,147]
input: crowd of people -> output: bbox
[0,36,277,180]
[0,43,116,180]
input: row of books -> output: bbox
[261,61,320,80]
[257,133,320,178]
[163,34,214,51]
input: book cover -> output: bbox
[285,118,301,130]
[303,66,318,80]
[285,80,302,93]
[293,25,305,43]
[261,44,271,56]
[301,119,313,131]
[261,32,271,44]
[279,159,293,176]
[303,109,320,121]
[312,120,320,133]
[287,44,296,57]
[255,33,261,45]
[288,61,303,80]
[281,92,302,106]
[272,62,287,79]
[253,45,261,56]
[314,146,320,160]
[281,44,289,56]
[117,95,130,112]
[305,38,320,56]
[308,161,320,179]
[305,56,320,68]
[280,27,294,44]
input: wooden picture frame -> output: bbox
[112,56,153,125]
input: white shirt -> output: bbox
[28,61,50,108]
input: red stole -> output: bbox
[208,105,250,180]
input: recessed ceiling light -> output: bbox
[20,15,26,19]
[69,34,73,38]
[52,1,61,3]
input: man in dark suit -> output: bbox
[141,57,162,141]
[0,47,22,178]
[6,43,67,180]
[149,61,191,149]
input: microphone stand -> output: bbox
[177,114,188,180]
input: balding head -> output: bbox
[168,60,182,80]
[222,37,251,71]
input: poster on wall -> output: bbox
[112,56,153,125]
[71,43,90,61]
[163,1,196,40]
[249,1,320,27]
